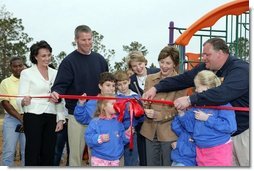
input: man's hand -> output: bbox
[19,114,24,123]
[174,96,191,110]
[142,87,157,100]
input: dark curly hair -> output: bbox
[29,40,52,64]
[99,72,116,85]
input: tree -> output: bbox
[229,37,249,62]
[0,5,33,80]
[92,31,115,72]
[114,41,148,71]
[149,63,157,69]
[113,57,129,72]
[51,51,67,69]
[123,41,148,56]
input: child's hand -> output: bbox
[100,134,110,142]
[171,141,177,149]
[194,110,212,121]
[78,93,87,105]
[125,126,134,139]
[126,126,134,135]
[177,109,185,116]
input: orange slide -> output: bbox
[175,0,249,46]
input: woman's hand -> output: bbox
[21,96,32,106]
[144,109,156,119]
[55,120,64,132]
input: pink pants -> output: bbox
[196,141,233,166]
[91,156,120,166]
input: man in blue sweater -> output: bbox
[143,38,249,166]
[51,25,108,166]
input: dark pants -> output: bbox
[135,122,147,166]
[124,133,139,166]
[23,113,57,166]
[53,121,69,166]
[146,138,173,166]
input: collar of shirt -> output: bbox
[99,114,117,120]
[117,90,137,96]
[10,74,20,82]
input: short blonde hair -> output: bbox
[194,70,221,89]
[127,51,147,69]
[114,70,129,82]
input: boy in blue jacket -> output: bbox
[114,71,143,166]
[74,72,116,165]
[74,72,116,125]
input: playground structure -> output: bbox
[168,0,250,73]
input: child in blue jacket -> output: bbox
[171,115,196,166]
[73,72,116,165]
[85,94,130,166]
[114,70,143,166]
[177,70,237,166]
[74,72,116,125]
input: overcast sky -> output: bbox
[1,0,252,67]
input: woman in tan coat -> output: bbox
[140,46,186,166]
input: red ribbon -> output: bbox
[113,99,144,149]
[0,94,249,112]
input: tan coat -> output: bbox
[140,71,187,142]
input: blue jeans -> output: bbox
[124,133,139,166]
[1,114,25,166]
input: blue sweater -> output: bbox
[74,99,98,125]
[85,117,129,161]
[178,103,237,148]
[171,116,196,166]
[155,56,249,136]
[116,91,144,129]
[51,50,108,115]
